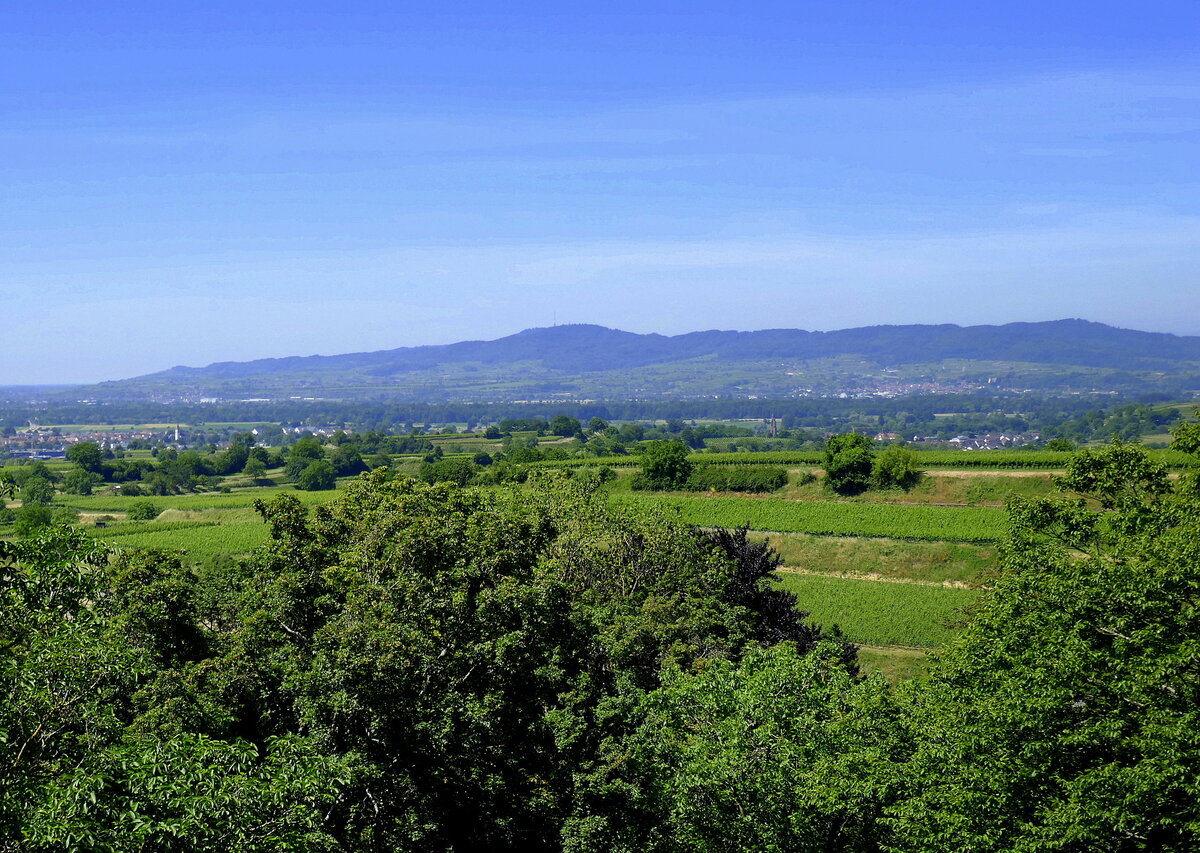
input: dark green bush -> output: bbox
[126,500,162,521]
[686,465,789,493]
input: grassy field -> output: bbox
[57,483,349,515]
[856,646,932,682]
[762,533,996,586]
[0,481,356,561]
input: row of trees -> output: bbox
[627,437,921,496]
[0,389,1170,436]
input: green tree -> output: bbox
[216,441,250,475]
[549,414,582,437]
[295,459,337,491]
[63,467,102,496]
[126,499,161,521]
[285,437,325,481]
[890,438,1200,850]
[329,444,367,476]
[611,643,900,853]
[418,457,478,486]
[871,444,920,490]
[2,466,855,849]
[20,476,55,507]
[221,473,834,849]
[12,503,53,535]
[242,456,268,482]
[65,441,105,473]
[823,433,874,496]
[634,440,693,491]
[0,529,344,849]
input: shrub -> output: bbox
[686,466,789,493]
[127,500,162,521]
[573,465,617,488]
[872,445,921,490]
[418,458,477,487]
[633,440,693,491]
[50,506,80,526]
[824,433,875,495]
[13,503,54,535]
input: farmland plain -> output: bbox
[2,451,1079,682]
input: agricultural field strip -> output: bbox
[612,494,1007,543]
[91,524,270,561]
[59,486,346,513]
[775,572,978,648]
[533,448,1199,470]
[775,565,975,588]
[93,520,222,537]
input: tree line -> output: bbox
[1,394,1180,443]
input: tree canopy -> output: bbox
[633,440,693,491]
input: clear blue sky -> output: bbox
[3,1,1198,383]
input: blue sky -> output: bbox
[3,1,1198,383]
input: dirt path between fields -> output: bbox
[924,469,1062,477]
[776,565,977,589]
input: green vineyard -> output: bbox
[776,572,979,647]
[611,494,1009,542]
[91,520,271,562]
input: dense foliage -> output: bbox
[0,473,850,850]
[684,464,789,493]
[4,428,1200,850]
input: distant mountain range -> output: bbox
[79,320,1200,402]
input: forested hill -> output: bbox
[84,319,1200,401]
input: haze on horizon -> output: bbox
[4,1,1199,385]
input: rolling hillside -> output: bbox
[77,319,1200,402]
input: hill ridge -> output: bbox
[84,319,1200,402]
